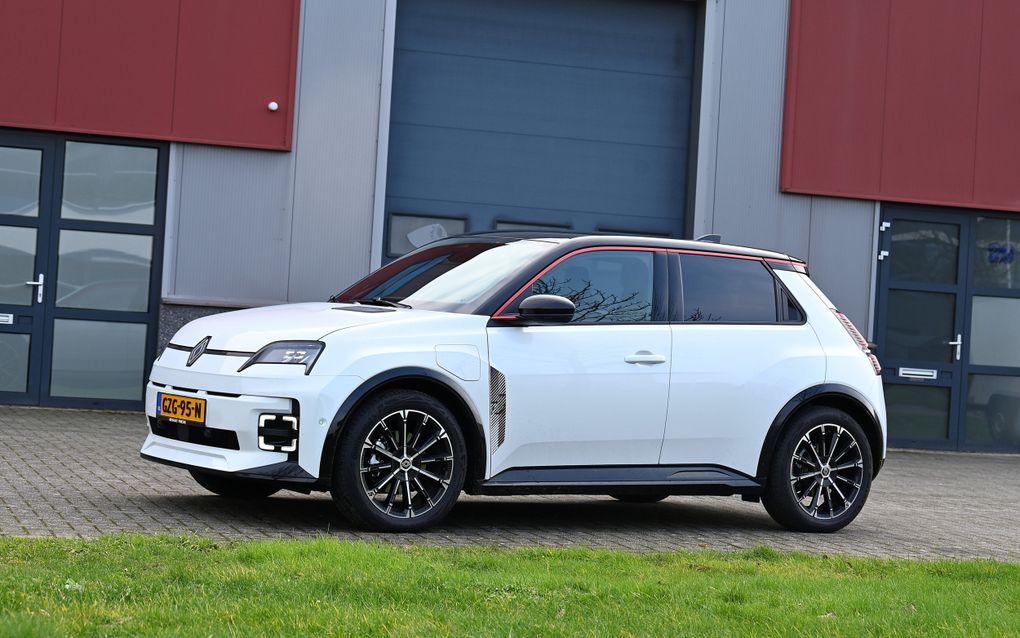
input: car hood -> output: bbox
[169,302,454,351]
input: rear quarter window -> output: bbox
[679,255,778,323]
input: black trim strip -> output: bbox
[166,342,255,358]
[473,465,760,496]
[318,367,486,484]
[756,383,884,480]
[140,453,321,488]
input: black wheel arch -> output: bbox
[318,367,487,489]
[757,384,885,482]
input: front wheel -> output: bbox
[761,407,873,533]
[330,389,467,532]
[189,469,280,499]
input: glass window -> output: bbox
[0,146,41,217]
[0,226,37,306]
[679,255,777,323]
[970,296,1020,368]
[511,250,654,323]
[885,384,950,442]
[0,333,30,393]
[884,290,955,363]
[336,239,553,313]
[61,142,157,225]
[50,319,147,401]
[388,214,467,256]
[966,375,1020,449]
[889,220,959,284]
[973,217,1020,290]
[56,230,152,312]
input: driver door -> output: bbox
[486,248,670,474]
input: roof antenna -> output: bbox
[696,234,722,243]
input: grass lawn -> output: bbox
[1,535,1018,637]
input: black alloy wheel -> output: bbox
[331,390,467,531]
[762,407,873,533]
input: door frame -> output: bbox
[0,127,169,411]
[0,130,57,406]
[876,202,1020,452]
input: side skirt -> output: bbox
[471,465,761,496]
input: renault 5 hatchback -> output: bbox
[141,232,886,533]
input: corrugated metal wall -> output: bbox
[163,0,387,307]
[693,0,877,336]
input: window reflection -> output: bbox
[966,375,1020,449]
[61,142,157,225]
[56,230,152,312]
[889,220,959,284]
[974,217,1020,290]
[524,251,653,323]
[0,146,41,217]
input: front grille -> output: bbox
[148,416,240,450]
[490,367,507,451]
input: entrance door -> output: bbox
[877,204,1020,452]
[0,129,166,410]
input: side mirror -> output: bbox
[517,294,575,324]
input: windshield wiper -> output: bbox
[351,297,412,309]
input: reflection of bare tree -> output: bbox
[533,276,651,322]
[685,307,722,322]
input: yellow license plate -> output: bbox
[157,392,207,425]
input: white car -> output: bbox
[141,232,886,533]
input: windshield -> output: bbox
[333,239,553,313]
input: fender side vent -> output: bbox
[489,367,507,451]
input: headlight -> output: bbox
[238,341,324,374]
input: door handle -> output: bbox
[946,333,962,362]
[624,352,667,365]
[24,273,43,304]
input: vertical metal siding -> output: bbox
[165,0,385,306]
[695,0,877,331]
[286,0,386,300]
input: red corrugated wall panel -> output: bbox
[0,0,299,150]
[0,0,62,126]
[173,0,299,149]
[781,0,890,196]
[879,0,982,203]
[56,0,180,136]
[782,0,1020,213]
[973,0,1020,209]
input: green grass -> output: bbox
[1,535,1018,637]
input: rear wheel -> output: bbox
[189,470,280,499]
[761,407,873,533]
[609,493,668,504]
[331,389,467,531]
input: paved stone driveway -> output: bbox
[1,406,1017,561]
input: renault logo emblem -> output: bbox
[187,336,212,367]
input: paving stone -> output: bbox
[0,405,1018,561]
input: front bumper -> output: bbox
[140,350,362,480]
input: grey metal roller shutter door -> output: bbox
[385,0,697,257]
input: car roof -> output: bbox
[450,230,804,264]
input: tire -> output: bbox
[330,389,467,532]
[761,407,873,533]
[609,493,669,504]
[189,469,281,499]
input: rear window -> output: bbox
[679,255,778,323]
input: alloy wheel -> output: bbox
[358,409,455,519]
[789,423,864,519]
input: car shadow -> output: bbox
[140,493,781,537]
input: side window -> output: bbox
[679,255,778,323]
[514,250,655,323]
